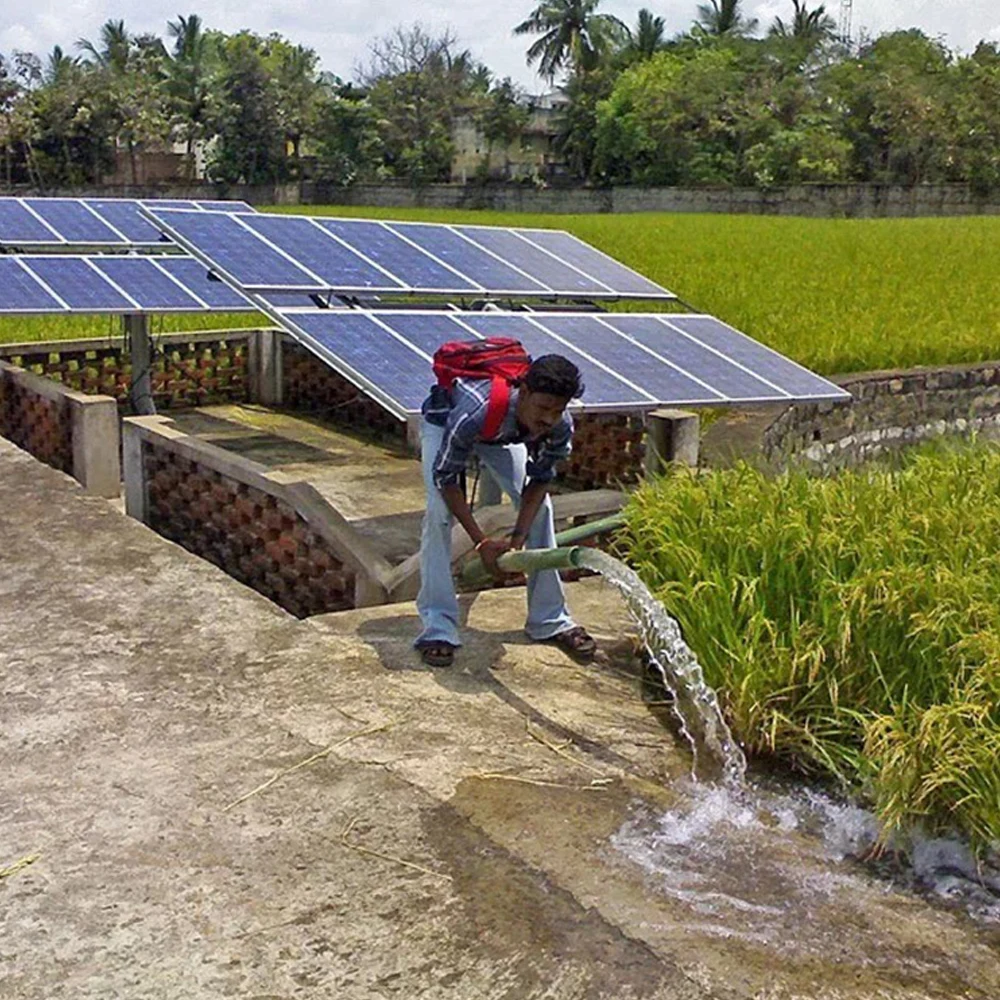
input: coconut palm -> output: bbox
[76,19,131,73]
[166,14,212,176]
[626,9,667,60]
[695,0,758,37]
[514,0,628,81]
[770,0,837,45]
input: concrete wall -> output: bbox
[122,415,393,616]
[0,360,120,496]
[763,363,1000,473]
[8,181,999,217]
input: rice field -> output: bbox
[622,442,1000,852]
[4,207,998,380]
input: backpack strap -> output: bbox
[481,376,511,441]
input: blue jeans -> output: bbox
[415,419,576,648]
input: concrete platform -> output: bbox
[2,437,999,1000]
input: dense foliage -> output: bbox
[1,4,999,190]
[623,446,1000,851]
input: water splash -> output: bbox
[611,780,1000,928]
[575,548,747,786]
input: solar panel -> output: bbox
[316,218,478,292]
[145,208,676,300]
[156,257,255,310]
[0,255,261,314]
[239,215,403,291]
[0,258,65,311]
[90,257,204,310]
[23,198,124,244]
[0,197,256,248]
[0,200,60,244]
[264,309,850,420]
[21,257,137,311]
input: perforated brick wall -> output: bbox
[0,374,72,473]
[0,335,250,411]
[143,443,358,617]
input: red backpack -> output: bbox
[432,337,532,440]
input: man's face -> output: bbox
[516,389,569,439]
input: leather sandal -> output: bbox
[418,642,456,668]
[547,626,597,661]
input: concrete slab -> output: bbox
[2,437,998,1000]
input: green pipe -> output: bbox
[461,545,584,587]
[553,512,626,547]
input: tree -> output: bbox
[166,14,213,178]
[270,41,327,173]
[208,31,287,185]
[770,0,837,44]
[624,9,667,62]
[514,0,628,81]
[474,78,530,177]
[694,0,758,38]
[360,24,489,184]
[76,19,131,72]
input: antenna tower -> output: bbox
[839,0,854,45]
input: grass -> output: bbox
[3,207,999,376]
[620,441,1000,852]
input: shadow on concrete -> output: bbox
[355,597,669,775]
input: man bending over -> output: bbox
[415,354,597,668]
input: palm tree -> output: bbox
[695,0,758,37]
[76,19,131,73]
[626,9,667,60]
[770,0,837,45]
[167,14,212,177]
[514,0,628,81]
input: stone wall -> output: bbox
[0,331,254,412]
[11,181,999,218]
[762,363,1000,473]
[123,415,393,617]
[311,181,1000,218]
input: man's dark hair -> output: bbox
[523,354,585,401]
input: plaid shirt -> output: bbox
[422,379,573,491]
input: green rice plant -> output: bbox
[621,442,1000,850]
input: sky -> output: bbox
[2,0,999,93]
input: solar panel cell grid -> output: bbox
[0,258,65,311]
[21,258,136,311]
[91,258,203,310]
[23,199,122,244]
[0,200,60,243]
[241,215,403,291]
[314,219,479,292]
[388,223,548,293]
[291,312,430,412]
[538,315,722,404]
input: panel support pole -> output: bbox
[126,314,156,416]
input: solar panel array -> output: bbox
[268,309,850,419]
[0,255,255,313]
[0,196,255,248]
[146,208,674,300]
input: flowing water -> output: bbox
[575,547,747,786]
[574,549,1000,930]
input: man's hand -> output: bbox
[476,538,511,580]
